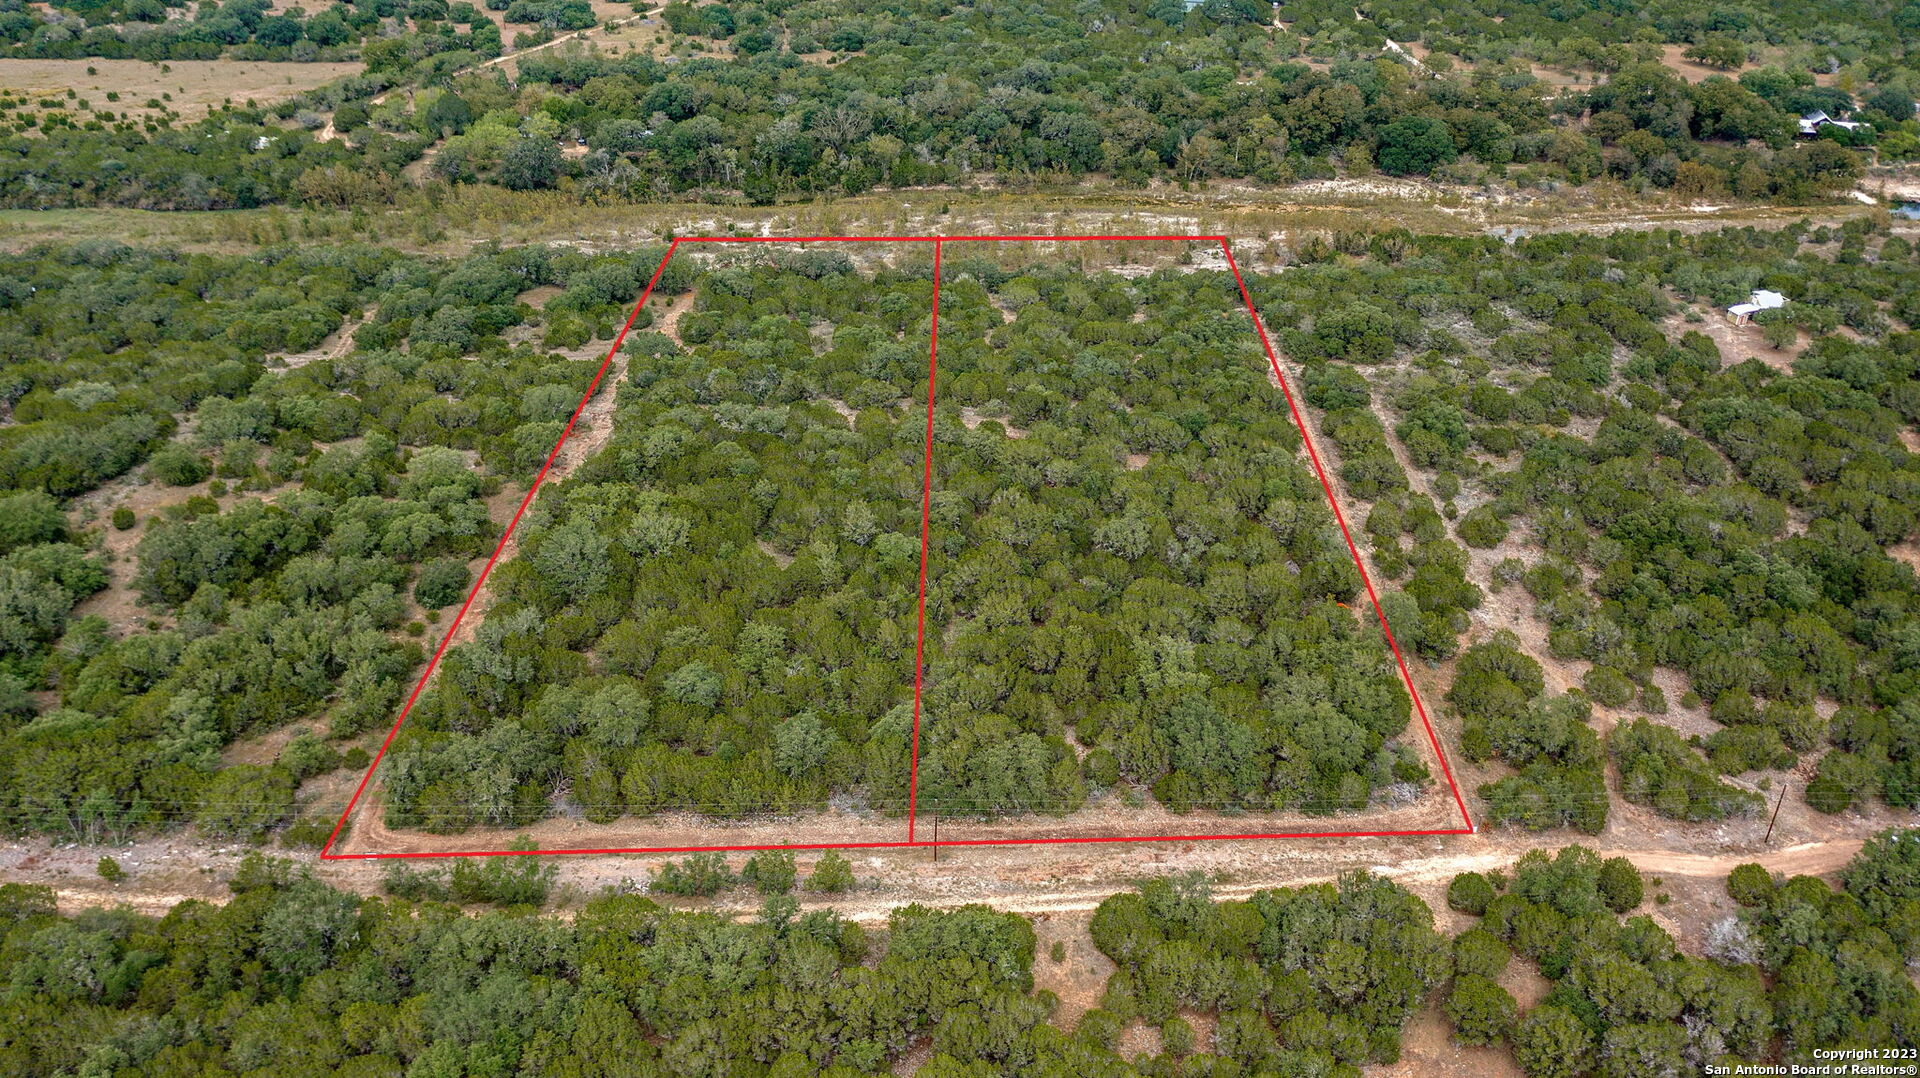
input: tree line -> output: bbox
[2,831,1914,1074]
[3,0,1906,208]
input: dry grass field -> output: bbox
[0,57,361,122]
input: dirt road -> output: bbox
[10,826,1865,925]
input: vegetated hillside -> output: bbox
[2,831,1915,1075]
[1255,218,1920,831]
[385,251,1442,831]
[4,0,1912,209]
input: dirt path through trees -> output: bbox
[274,314,368,369]
[443,288,687,654]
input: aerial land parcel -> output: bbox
[340,237,1471,857]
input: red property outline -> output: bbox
[319,235,1473,861]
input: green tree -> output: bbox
[1598,857,1644,913]
[1448,872,1497,916]
[1511,1004,1593,1078]
[1444,974,1516,1046]
[499,137,563,190]
[1376,117,1458,176]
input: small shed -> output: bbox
[1727,289,1786,325]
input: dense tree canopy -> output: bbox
[1,0,1907,208]
[388,253,1435,829]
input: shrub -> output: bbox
[1456,505,1509,548]
[1161,1016,1195,1056]
[1582,666,1634,708]
[0,491,68,553]
[1448,871,1496,916]
[1454,928,1511,979]
[1727,863,1775,907]
[740,849,796,895]
[807,850,855,893]
[1444,974,1516,1046]
[1806,750,1877,813]
[1611,719,1763,822]
[196,765,295,840]
[96,856,126,881]
[450,849,555,906]
[111,507,136,531]
[147,444,211,486]
[652,852,735,896]
[278,732,343,782]
[383,862,453,901]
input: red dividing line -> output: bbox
[1217,239,1475,834]
[320,242,682,860]
[323,234,1474,860]
[906,239,942,842]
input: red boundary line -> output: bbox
[905,239,941,842]
[321,235,1473,861]
[1215,239,1475,835]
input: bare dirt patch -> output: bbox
[1889,542,1920,574]
[1115,1019,1162,1060]
[444,481,529,651]
[1385,1002,1524,1078]
[221,718,321,768]
[477,5,659,76]
[1501,961,1552,1009]
[549,343,627,473]
[1657,43,1755,83]
[656,289,695,345]
[333,775,1468,859]
[0,58,361,124]
[516,284,565,308]
[1526,64,1588,90]
[273,313,366,370]
[959,407,1029,438]
[1027,909,1116,1028]
[1666,304,1803,371]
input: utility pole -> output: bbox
[931,812,939,863]
[1764,781,1788,845]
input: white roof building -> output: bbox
[1798,110,1867,137]
[1728,289,1786,324]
